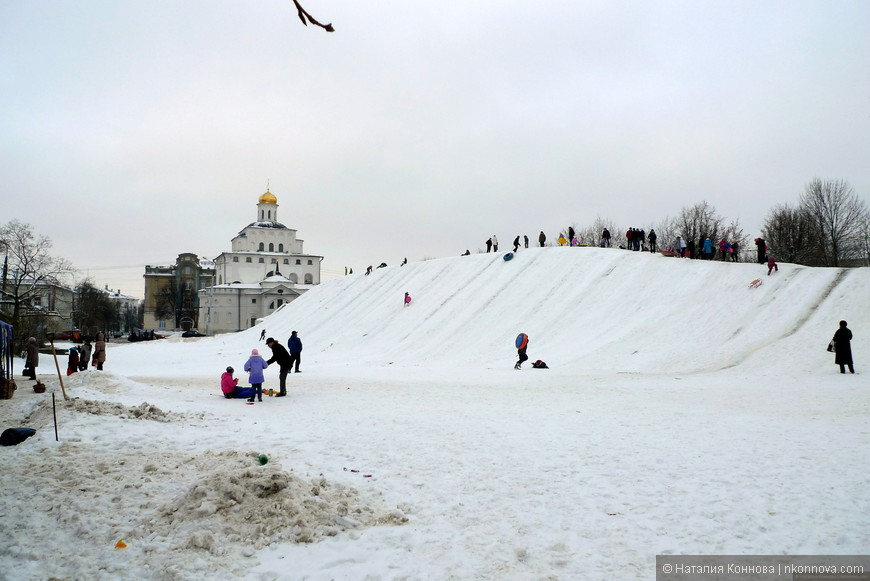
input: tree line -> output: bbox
[0,220,141,351]
[561,178,867,266]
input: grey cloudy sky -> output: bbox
[2,0,868,299]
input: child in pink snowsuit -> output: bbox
[404,292,412,307]
[767,256,778,275]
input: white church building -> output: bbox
[198,188,322,334]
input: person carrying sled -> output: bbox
[515,333,529,370]
[244,349,269,402]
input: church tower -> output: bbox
[257,188,279,223]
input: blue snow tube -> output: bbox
[503,252,514,261]
[515,333,528,349]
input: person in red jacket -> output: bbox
[767,255,778,275]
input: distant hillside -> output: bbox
[245,248,868,375]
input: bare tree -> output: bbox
[800,178,869,266]
[0,220,75,350]
[575,216,620,248]
[74,279,119,338]
[674,201,727,258]
[761,203,820,265]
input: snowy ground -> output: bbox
[1,248,868,580]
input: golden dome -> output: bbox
[258,189,277,204]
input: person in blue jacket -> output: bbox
[244,349,269,402]
[287,331,303,373]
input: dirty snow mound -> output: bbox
[141,450,407,551]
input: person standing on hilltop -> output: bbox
[538,231,547,247]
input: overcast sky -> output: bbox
[2,0,868,299]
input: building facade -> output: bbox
[142,253,215,331]
[198,188,322,334]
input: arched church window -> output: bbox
[288,273,298,283]
[258,243,264,251]
[269,243,274,252]
[268,211,271,219]
[278,244,284,252]
[304,274,313,284]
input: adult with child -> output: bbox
[265,337,292,396]
[287,330,303,372]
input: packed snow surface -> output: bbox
[1,248,868,580]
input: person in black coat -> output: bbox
[265,337,293,396]
[832,320,855,374]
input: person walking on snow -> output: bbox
[287,331,303,373]
[94,332,107,370]
[23,337,38,380]
[486,237,493,253]
[78,337,93,371]
[244,349,269,402]
[513,236,520,252]
[265,337,292,396]
[767,255,778,275]
[515,333,529,370]
[492,235,499,252]
[832,321,855,374]
[67,347,79,376]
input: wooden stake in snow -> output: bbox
[45,333,69,401]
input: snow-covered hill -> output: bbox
[115,247,868,376]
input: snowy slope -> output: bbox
[113,247,868,376]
